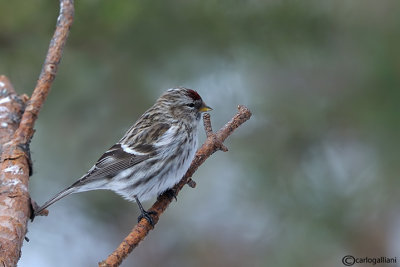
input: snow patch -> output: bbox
[4,165,24,175]
[0,106,9,119]
[1,178,28,192]
[0,96,11,104]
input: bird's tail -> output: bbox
[34,186,77,216]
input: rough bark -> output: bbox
[0,76,29,267]
[0,1,74,265]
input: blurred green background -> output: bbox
[1,0,400,266]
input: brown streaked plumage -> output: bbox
[34,87,211,225]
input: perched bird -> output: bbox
[34,87,211,224]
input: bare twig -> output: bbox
[203,113,214,138]
[13,0,74,147]
[0,1,74,265]
[99,105,252,267]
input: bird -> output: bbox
[34,87,212,225]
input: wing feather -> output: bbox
[72,123,172,187]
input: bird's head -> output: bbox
[159,87,212,121]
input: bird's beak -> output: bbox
[199,103,212,112]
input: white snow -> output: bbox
[0,96,11,104]
[4,165,24,175]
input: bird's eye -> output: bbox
[187,103,195,107]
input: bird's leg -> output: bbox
[134,196,156,226]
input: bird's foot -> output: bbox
[137,209,157,226]
[135,195,157,226]
[163,188,177,201]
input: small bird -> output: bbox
[34,87,211,224]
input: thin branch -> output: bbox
[99,105,252,267]
[0,1,74,266]
[203,113,214,138]
[13,0,74,146]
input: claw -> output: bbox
[137,210,157,226]
[163,188,177,201]
[134,195,157,226]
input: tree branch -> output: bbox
[13,0,74,147]
[99,105,252,267]
[0,1,74,265]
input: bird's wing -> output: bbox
[72,123,171,187]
